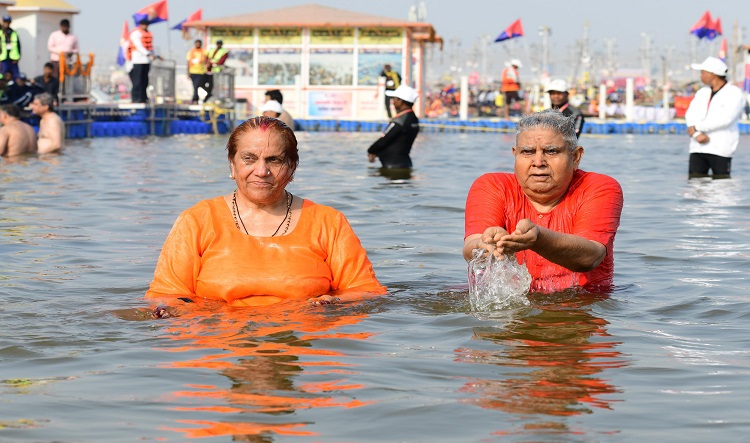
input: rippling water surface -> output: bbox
[1,130,749,442]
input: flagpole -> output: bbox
[166,18,172,60]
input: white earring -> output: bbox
[229,173,234,179]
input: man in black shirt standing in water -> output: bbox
[368,85,420,170]
[546,79,585,138]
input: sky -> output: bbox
[68,0,748,83]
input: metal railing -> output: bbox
[148,59,176,104]
[60,53,94,102]
[208,66,235,107]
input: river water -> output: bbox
[1,130,749,442]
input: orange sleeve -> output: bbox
[145,209,203,300]
[325,211,387,297]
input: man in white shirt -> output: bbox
[127,19,155,104]
[47,19,79,74]
[685,56,746,179]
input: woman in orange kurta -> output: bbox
[146,117,386,314]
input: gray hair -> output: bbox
[34,92,55,111]
[515,109,578,152]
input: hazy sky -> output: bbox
[68,0,747,80]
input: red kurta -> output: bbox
[465,170,623,291]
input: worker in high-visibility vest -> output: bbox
[186,39,207,104]
[380,64,401,118]
[0,15,21,80]
[205,39,229,100]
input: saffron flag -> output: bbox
[689,11,722,40]
[117,21,129,66]
[133,0,168,26]
[172,8,201,31]
[718,38,727,62]
[494,19,524,43]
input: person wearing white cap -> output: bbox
[367,84,420,169]
[685,56,746,179]
[500,59,522,119]
[264,89,294,129]
[546,79,584,138]
[260,100,283,119]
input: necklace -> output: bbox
[232,190,293,237]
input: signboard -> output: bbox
[308,91,353,118]
[310,27,354,45]
[258,27,302,45]
[258,48,301,85]
[358,48,401,86]
[356,91,382,120]
[309,49,353,85]
[224,49,254,86]
[210,28,254,45]
[358,28,403,45]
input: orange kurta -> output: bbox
[146,197,386,306]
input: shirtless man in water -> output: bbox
[0,104,37,157]
[29,92,65,154]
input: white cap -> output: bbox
[385,84,419,103]
[545,79,569,93]
[261,100,283,114]
[510,58,522,68]
[690,56,728,76]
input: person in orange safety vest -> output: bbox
[500,58,522,119]
[127,18,155,103]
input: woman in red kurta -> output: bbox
[463,110,623,292]
[146,117,385,314]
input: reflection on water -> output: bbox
[681,177,745,207]
[457,292,627,435]
[130,302,374,440]
[376,167,412,181]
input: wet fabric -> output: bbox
[465,170,623,291]
[146,197,386,306]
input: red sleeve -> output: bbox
[571,173,623,250]
[464,173,512,238]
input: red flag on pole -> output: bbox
[718,38,727,62]
[690,10,722,40]
[117,21,129,66]
[172,8,202,30]
[494,19,524,43]
[133,0,169,26]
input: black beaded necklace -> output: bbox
[232,190,293,237]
